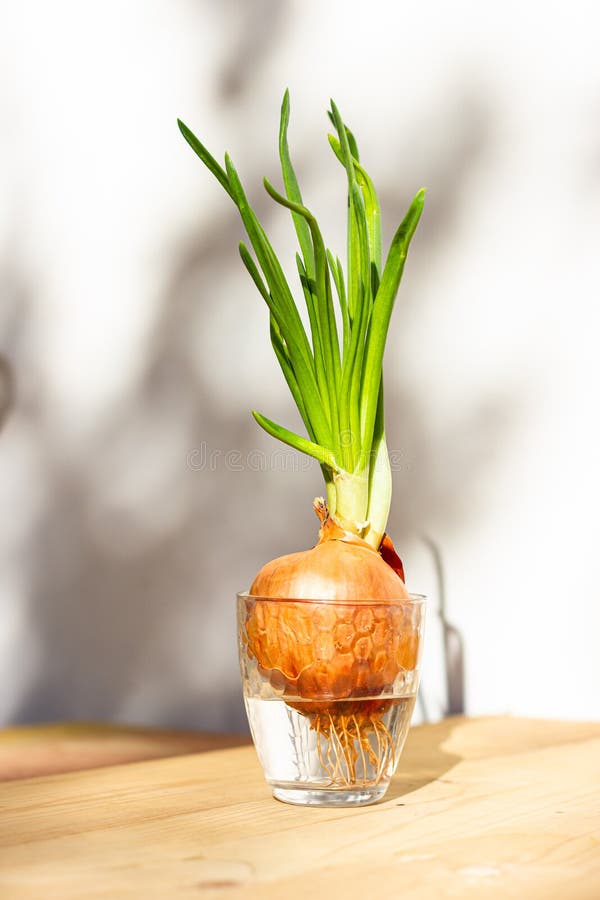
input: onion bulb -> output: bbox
[245,501,418,702]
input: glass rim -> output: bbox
[237,590,426,605]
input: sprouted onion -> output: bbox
[179,93,424,786]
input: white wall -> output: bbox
[0,0,598,728]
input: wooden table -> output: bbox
[0,722,250,782]
[1,717,598,899]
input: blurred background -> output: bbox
[0,0,598,733]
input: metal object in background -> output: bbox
[0,356,12,431]
[419,536,465,720]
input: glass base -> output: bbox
[271,784,389,807]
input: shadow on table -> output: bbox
[383,717,462,803]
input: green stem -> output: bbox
[179,95,425,547]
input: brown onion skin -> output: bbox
[250,518,409,603]
[250,535,409,601]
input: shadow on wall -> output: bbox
[2,4,520,732]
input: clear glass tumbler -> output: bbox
[237,592,426,807]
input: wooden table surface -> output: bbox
[0,722,250,782]
[0,716,598,899]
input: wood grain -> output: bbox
[0,717,598,899]
[0,722,250,781]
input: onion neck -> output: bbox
[332,470,369,534]
[364,431,392,550]
[327,445,392,550]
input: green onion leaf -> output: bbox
[269,316,316,442]
[252,411,339,472]
[279,90,315,279]
[263,176,341,456]
[360,188,426,455]
[177,120,233,199]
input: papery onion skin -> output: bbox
[250,506,409,602]
[250,537,409,602]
